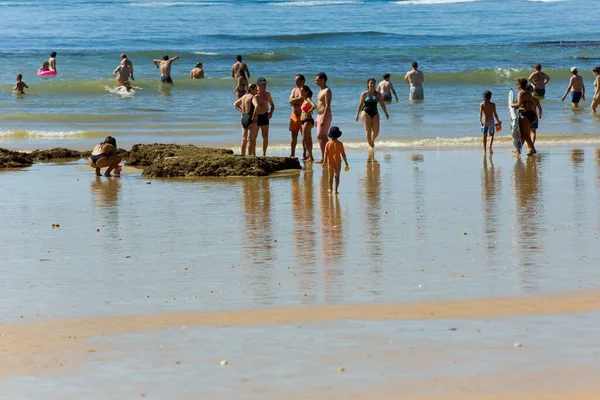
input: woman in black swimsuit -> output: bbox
[511,77,537,156]
[300,85,316,162]
[234,83,258,156]
[88,136,122,177]
[356,78,389,150]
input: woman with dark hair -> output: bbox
[511,77,537,156]
[300,85,316,162]
[49,52,57,72]
[233,69,248,99]
[88,136,122,177]
[355,77,389,150]
[234,83,259,156]
[591,66,600,113]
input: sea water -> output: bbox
[0,0,599,150]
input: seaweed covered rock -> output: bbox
[132,144,301,177]
[127,144,232,167]
[0,148,34,168]
[31,148,90,161]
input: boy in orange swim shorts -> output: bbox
[323,126,349,194]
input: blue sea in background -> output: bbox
[1,0,599,150]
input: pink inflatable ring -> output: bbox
[37,70,57,76]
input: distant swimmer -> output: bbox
[526,85,542,145]
[479,90,501,154]
[190,62,204,79]
[231,55,250,79]
[562,67,585,107]
[289,74,305,159]
[511,77,537,156]
[114,53,134,85]
[356,78,389,150]
[233,83,258,156]
[315,72,332,164]
[117,81,143,93]
[13,74,28,94]
[88,136,122,177]
[404,61,424,101]
[153,55,179,83]
[300,84,316,162]
[37,61,50,74]
[253,77,274,156]
[377,73,398,102]
[233,69,248,99]
[48,52,57,72]
[528,64,550,97]
[591,66,600,113]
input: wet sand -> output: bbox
[1,146,600,399]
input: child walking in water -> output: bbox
[323,126,349,194]
[479,90,500,154]
[13,74,29,94]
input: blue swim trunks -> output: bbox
[571,91,582,104]
[482,117,495,135]
[531,120,539,129]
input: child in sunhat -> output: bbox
[323,126,349,194]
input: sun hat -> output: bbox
[256,77,268,84]
[328,126,342,139]
[571,66,578,73]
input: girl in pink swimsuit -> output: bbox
[300,85,316,162]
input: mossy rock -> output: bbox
[31,148,90,161]
[0,148,34,168]
[127,144,232,167]
[132,144,301,177]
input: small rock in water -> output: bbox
[338,367,345,373]
[146,181,151,184]
[462,232,468,236]
[514,343,522,348]
[51,224,60,228]
[220,360,228,366]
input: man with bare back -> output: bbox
[153,55,179,83]
[232,55,250,79]
[114,53,134,85]
[252,77,275,156]
[404,61,424,101]
[315,72,332,164]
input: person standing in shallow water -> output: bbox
[356,78,389,150]
[561,67,585,107]
[253,77,275,156]
[591,66,600,113]
[528,64,550,97]
[153,55,179,83]
[234,83,258,156]
[231,55,250,79]
[322,126,349,194]
[377,73,398,102]
[404,61,424,101]
[315,72,332,164]
[190,62,204,79]
[511,77,537,156]
[88,136,122,177]
[48,52,57,72]
[289,74,305,159]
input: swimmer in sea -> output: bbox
[153,55,179,84]
[377,73,398,102]
[118,81,143,93]
[48,51,57,72]
[404,61,424,101]
[233,69,249,99]
[13,74,28,94]
[300,84,316,162]
[561,67,585,107]
[231,55,250,79]
[190,62,204,79]
[88,136,122,177]
[114,54,134,85]
[356,77,389,150]
[528,64,550,97]
[234,83,258,156]
[37,61,50,73]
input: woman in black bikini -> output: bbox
[234,83,258,156]
[300,85,316,162]
[511,77,538,156]
[356,78,389,150]
[88,136,122,177]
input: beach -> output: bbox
[2,146,600,398]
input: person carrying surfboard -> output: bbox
[479,90,501,154]
[511,78,538,156]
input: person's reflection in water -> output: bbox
[292,166,317,266]
[482,154,502,256]
[569,149,586,242]
[512,155,543,269]
[410,155,426,240]
[363,151,383,259]
[242,178,274,266]
[90,176,121,226]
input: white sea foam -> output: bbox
[270,0,360,6]
[26,130,86,139]
[393,0,477,5]
[129,2,219,7]
[194,52,219,56]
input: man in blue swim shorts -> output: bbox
[562,67,585,107]
[153,54,179,84]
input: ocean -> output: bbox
[1,0,600,151]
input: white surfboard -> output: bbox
[508,89,522,155]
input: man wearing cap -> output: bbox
[289,74,305,158]
[252,77,275,156]
[562,67,585,107]
[315,72,332,164]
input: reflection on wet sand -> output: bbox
[512,156,543,268]
[569,149,586,242]
[411,154,426,240]
[242,177,274,264]
[363,152,382,259]
[482,155,502,255]
[292,164,317,266]
[90,176,121,208]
